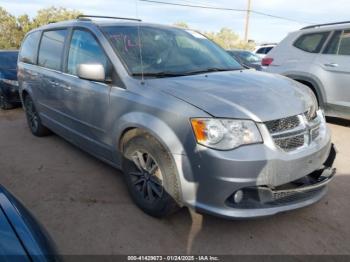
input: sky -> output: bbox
[0,0,349,43]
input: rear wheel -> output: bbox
[122,132,181,218]
[24,96,51,137]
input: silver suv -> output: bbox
[18,16,336,219]
[263,21,350,120]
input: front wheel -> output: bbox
[122,133,181,218]
[24,96,51,137]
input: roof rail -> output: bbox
[301,21,350,30]
[77,15,142,22]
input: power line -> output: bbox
[139,0,315,24]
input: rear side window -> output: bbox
[38,29,67,71]
[294,32,329,53]
[265,47,273,53]
[19,31,41,64]
[324,30,350,55]
[67,29,109,76]
[256,48,266,54]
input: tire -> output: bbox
[0,92,13,110]
[24,95,51,137]
[122,132,181,218]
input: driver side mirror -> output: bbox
[77,64,106,82]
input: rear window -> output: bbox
[38,29,67,71]
[0,52,18,69]
[323,30,350,55]
[19,31,41,64]
[293,32,329,53]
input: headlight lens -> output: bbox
[191,118,262,150]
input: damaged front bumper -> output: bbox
[181,142,336,219]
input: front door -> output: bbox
[60,29,113,160]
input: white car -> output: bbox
[253,44,276,58]
[263,21,350,120]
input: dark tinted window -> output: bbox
[19,31,41,64]
[0,52,18,69]
[323,31,341,54]
[67,30,109,76]
[256,47,266,54]
[265,46,273,53]
[294,32,329,53]
[38,29,67,71]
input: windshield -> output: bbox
[0,52,18,69]
[102,25,242,76]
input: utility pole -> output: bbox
[244,0,251,42]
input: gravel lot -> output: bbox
[0,108,349,255]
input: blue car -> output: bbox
[0,185,58,261]
[0,50,20,110]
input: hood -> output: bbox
[149,70,313,122]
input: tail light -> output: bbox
[262,57,274,66]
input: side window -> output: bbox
[338,30,350,55]
[294,32,329,53]
[256,48,266,54]
[323,30,350,55]
[19,31,41,64]
[38,29,67,71]
[323,31,342,54]
[265,47,273,53]
[67,30,109,76]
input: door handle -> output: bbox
[49,80,59,86]
[62,85,71,91]
[324,63,339,68]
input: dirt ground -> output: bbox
[0,108,349,255]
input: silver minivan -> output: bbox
[18,16,336,219]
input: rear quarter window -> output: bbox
[19,31,41,64]
[293,32,330,53]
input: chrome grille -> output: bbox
[274,135,305,151]
[265,112,322,152]
[265,115,300,133]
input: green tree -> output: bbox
[173,21,189,29]
[204,28,255,50]
[0,7,21,49]
[0,6,82,49]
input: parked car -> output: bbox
[227,49,262,70]
[253,44,276,58]
[263,21,350,120]
[0,50,20,110]
[0,185,58,261]
[18,16,336,219]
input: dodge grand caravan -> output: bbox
[18,16,336,219]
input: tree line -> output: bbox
[0,7,81,49]
[0,7,254,51]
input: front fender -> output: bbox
[114,112,186,156]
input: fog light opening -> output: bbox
[234,190,243,203]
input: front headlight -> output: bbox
[191,118,263,150]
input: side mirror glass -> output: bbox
[77,64,105,82]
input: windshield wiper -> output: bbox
[181,67,241,75]
[132,72,187,78]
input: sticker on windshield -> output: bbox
[186,30,207,39]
